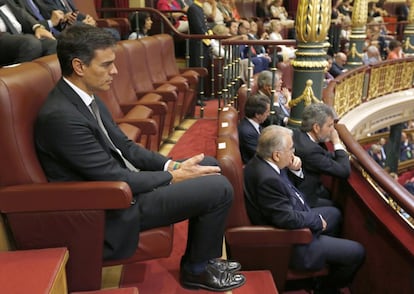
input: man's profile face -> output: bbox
[256,103,270,124]
[81,47,118,94]
[315,116,335,142]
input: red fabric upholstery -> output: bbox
[0,61,173,292]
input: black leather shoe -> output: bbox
[180,264,246,292]
[208,258,241,273]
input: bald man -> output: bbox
[329,52,348,77]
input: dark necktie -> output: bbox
[90,99,138,172]
[0,6,19,34]
[280,169,310,211]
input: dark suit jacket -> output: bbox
[187,1,209,67]
[35,79,172,259]
[14,0,53,29]
[238,117,260,164]
[244,155,327,269]
[3,0,39,33]
[329,61,344,78]
[43,0,86,20]
[292,129,350,207]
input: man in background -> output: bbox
[0,0,56,66]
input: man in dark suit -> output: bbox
[238,93,270,164]
[14,0,64,35]
[329,52,348,78]
[187,0,210,106]
[293,103,351,208]
[257,70,290,127]
[42,0,120,39]
[0,0,56,66]
[34,25,245,292]
[244,125,365,294]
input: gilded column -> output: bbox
[403,0,414,54]
[347,0,368,68]
[288,0,331,128]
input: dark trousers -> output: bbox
[138,174,233,263]
[291,206,365,289]
[0,33,56,66]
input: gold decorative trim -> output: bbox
[289,80,322,107]
[291,60,328,68]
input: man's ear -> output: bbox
[72,58,85,76]
[271,150,279,163]
[312,123,320,134]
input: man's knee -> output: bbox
[206,175,234,204]
[17,36,42,62]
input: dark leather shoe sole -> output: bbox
[180,265,246,292]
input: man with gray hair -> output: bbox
[257,70,291,126]
[292,103,351,207]
[244,125,365,293]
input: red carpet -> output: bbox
[167,118,218,160]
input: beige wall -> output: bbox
[129,0,145,7]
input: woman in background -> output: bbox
[128,12,153,39]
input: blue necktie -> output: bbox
[26,0,59,35]
[280,169,310,211]
[26,0,44,21]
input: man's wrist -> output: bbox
[33,24,45,32]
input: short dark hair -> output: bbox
[244,94,270,118]
[57,24,117,76]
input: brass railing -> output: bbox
[323,57,414,118]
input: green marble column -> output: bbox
[403,0,414,54]
[347,0,368,68]
[288,0,331,128]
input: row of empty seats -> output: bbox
[0,33,207,292]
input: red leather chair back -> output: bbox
[218,106,239,145]
[216,136,251,228]
[0,63,53,186]
[118,40,157,94]
[33,54,62,83]
[139,36,169,85]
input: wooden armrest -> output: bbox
[121,101,167,116]
[0,181,132,213]
[116,118,158,135]
[225,226,313,245]
[179,67,208,77]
